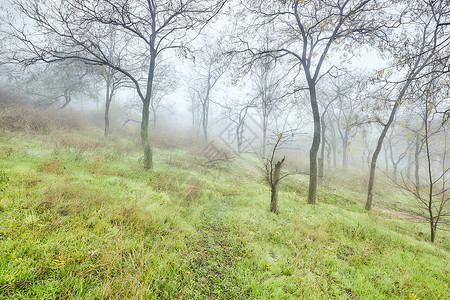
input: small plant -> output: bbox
[0,171,9,184]
[260,130,295,214]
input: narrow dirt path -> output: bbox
[187,198,251,299]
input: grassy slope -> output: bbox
[0,129,449,299]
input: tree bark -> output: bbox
[141,99,153,169]
[141,50,156,170]
[342,132,348,171]
[270,158,285,213]
[104,79,112,137]
[330,124,337,168]
[308,84,320,205]
[366,100,401,211]
[318,112,326,185]
[415,133,421,189]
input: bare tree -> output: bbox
[189,42,228,140]
[400,87,450,243]
[7,0,227,169]
[385,123,414,183]
[331,76,368,171]
[10,60,98,109]
[150,58,178,128]
[251,54,283,157]
[262,131,294,214]
[98,28,129,137]
[365,0,450,210]
[318,90,336,185]
[243,0,380,204]
[220,97,256,153]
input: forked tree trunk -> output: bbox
[270,158,285,213]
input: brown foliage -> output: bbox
[39,159,65,175]
[0,88,82,133]
[181,182,202,201]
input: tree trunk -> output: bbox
[342,133,348,171]
[406,150,412,179]
[318,115,326,185]
[326,142,332,171]
[366,100,401,211]
[430,222,436,243]
[330,124,337,169]
[384,143,389,174]
[141,50,156,170]
[393,163,398,183]
[270,158,285,213]
[202,105,208,140]
[104,80,111,137]
[262,113,268,157]
[141,100,153,169]
[415,134,421,189]
[308,84,320,205]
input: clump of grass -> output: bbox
[39,159,65,175]
[181,182,202,201]
[149,172,177,192]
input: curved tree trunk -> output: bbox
[366,100,401,211]
[308,84,320,205]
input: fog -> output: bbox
[1,2,450,296]
[0,0,449,209]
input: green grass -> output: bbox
[0,128,449,299]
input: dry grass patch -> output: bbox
[182,182,202,201]
[39,159,65,175]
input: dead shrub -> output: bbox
[0,105,82,134]
[0,87,83,133]
[91,157,102,175]
[50,130,105,150]
[39,159,65,175]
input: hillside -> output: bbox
[0,127,449,299]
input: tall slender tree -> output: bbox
[243,0,380,204]
[365,0,450,210]
[7,0,227,169]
